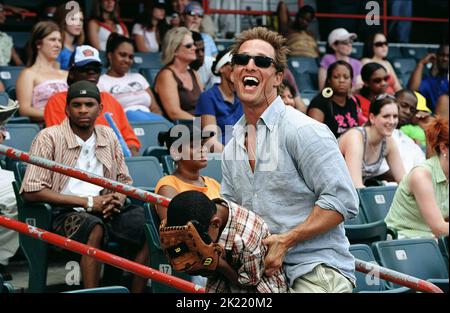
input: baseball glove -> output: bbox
[159,219,224,274]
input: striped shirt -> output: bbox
[206,198,289,293]
[21,118,132,204]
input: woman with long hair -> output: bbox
[308,60,360,138]
[339,95,406,188]
[54,2,85,70]
[355,62,390,118]
[97,33,163,122]
[16,21,68,122]
[385,117,448,239]
[361,32,402,94]
[154,27,203,122]
[132,0,170,52]
[87,0,129,51]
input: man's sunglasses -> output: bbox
[186,11,203,18]
[76,65,102,73]
[232,54,280,70]
[374,41,388,48]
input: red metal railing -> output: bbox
[0,144,444,293]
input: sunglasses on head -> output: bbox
[374,41,388,48]
[375,93,396,101]
[371,75,390,84]
[186,11,203,18]
[232,54,280,70]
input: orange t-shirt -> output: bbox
[155,175,221,200]
[44,91,141,150]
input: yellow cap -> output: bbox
[414,91,431,113]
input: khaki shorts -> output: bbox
[290,264,354,293]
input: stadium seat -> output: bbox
[139,67,161,86]
[161,154,175,175]
[357,185,397,222]
[349,244,385,292]
[351,43,364,59]
[345,220,388,245]
[386,45,404,60]
[349,244,410,293]
[287,57,319,91]
[438,236,449,264]
[142,146,169,162]
[133,52,162,69]
[2,123,40,152]
[372,238,449,290]
[125,156,164,191]
[392,58,417,86]
[300,90,318,107]
[143,202,193,293]
[199,153,222,182]
[402,47,429,61]
[130,119,173,154]
[64,286,129,293]
[0,66,25,100]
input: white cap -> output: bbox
[328,28,357,46]
[72,45,102,67]
[213,52,233,75]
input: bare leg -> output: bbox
[130,241,150,293]
[80,224,103,288]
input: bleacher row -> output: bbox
[1,119,448,293]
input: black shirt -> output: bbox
[307,94,359,138]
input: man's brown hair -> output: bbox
[230,26,289,72]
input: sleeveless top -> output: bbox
[155,66,202,120]
[356,126,387,179]
[95,20,128,51]
[32,79,68,111]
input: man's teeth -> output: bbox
[243,77,260,86]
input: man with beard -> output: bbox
[21,81,149,292]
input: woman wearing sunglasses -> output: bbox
[154,27,203,122]
[318,28,363,91]
[355,62,390,118]
[339,95,406,188]
[361,32,402,94]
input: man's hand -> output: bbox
[129,145,140,156]
[262,234,290,277]
[420,53,436,66]
[91,194,122,218]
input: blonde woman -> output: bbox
[16,21,68,122]
[154,27,203,122]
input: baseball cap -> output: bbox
[212,50,232,76]
[71,45,102,67]
[66,80,101,104]
[184,1,204,16]
[328,28,357,46]
[414,91,431,113]
[154,0,166,8]
[158,123,214,150]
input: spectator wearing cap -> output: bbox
[169,0,216,39]
[154,27,203,122]
[155,123,220,222]
[195,50,243,151]
[132,0,170,53]
[182,2,218,58]
[44,45,141,156]
[97,33,164,122]
[16,21,68,122]
[190,31,219,90]
[318,28,362,91]
[54,2,85,70]
[400,91,432,152]
[87,0,129,52]
[21,80,149,292]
